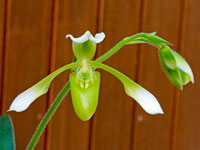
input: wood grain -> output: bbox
[132,0,182,150]
[90,0,142,149]
[47,0,98,149]
[0,0,5,114]
[175,0,200,149]
[0,0,199,149]
[2,0,53,149]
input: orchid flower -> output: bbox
[9,31,194,122]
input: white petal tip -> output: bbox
[148,108,164,115]
[66,31,105,43]
[94,32,105,43]
[8,88,38,112]
[130,87,164,115]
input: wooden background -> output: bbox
[0,0,200,149]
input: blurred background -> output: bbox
[0,0,200,149]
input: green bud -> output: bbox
[72,40,96,60]
[69,69,100,121]
[159,46,194,90]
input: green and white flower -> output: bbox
[9,31,193,121]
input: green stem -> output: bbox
[27,81,70,150]
[96,40,125,63]
[96,33,143,63]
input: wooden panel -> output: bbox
[48,0,98,149]
[0,0,5,114]
[175,0,200,149]
[3,0,53,149]
[90,0,141,149]
[132,0,181,150]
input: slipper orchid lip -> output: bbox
[66,30,105,43]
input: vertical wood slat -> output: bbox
[3,0,53,149]
[132,0,182,150]
[169,0,188,149]
[175,0,200,149]
[0,0,6,114]
[48,0,98,149]
[45,0,59,149]
[91,0,142,149]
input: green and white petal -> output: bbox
[171,50,194,83]
[88,61,163,115]
[66,31,105,44]
[8,62,81,112]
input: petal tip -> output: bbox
[94,32,105,43]
[146,105,164,115]
[66,31,105,44]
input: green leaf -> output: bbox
[9,61,81,112]
[88,61,163,114]
[0,115,15,150]
[70,71,101,121]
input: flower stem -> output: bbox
[96,33,149,63]
[27,81,70,150]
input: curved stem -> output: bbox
[27,81,70,150]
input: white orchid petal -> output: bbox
[8,62,81,112]
[94,32,105,43]
[66,31,105,43]
[125,85,164,114]
[8,86,44,112]
[66,31,90,43]
[88,61,164,115]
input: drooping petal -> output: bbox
[8,62,81,112]
[66,31,105,44]
[88,61,164,115]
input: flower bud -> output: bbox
[159,46,194,90]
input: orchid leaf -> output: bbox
[88,61,163,114]
[0,115,15,150]
[9,61,81,112]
